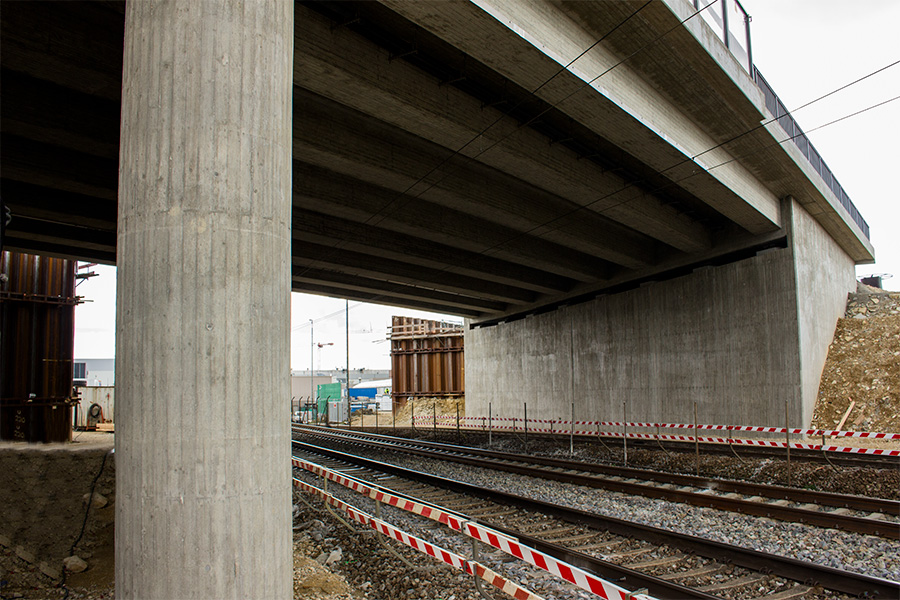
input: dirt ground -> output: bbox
[812,287,900,433]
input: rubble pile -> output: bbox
[812,284,900,434]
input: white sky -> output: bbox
[73,0,899,367]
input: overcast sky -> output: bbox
[73,0,899,369]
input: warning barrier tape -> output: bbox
[409,416,899,455]
[292,457,655,600]
[292,476,544,600]
[412,416,899,440]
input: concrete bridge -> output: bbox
[0,1,873,597]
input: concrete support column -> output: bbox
[115,1,293,598]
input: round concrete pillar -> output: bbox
[115,1,293,598]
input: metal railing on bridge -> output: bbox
[753,68,871,239]
[695,0,870,240]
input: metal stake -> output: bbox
[433,403,437,438]
[623,401,628,467]
[523,402,528,453]
[456,402,461,444]
[468,525,490,600]
[488,402,492,448]
[570,402,575,456]
[694,402,700,477]
[785,399,791,487]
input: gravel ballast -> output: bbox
[295,436,900,585]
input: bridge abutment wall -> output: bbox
[465,200,855,428]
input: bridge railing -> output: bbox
[693,0,870,241]
[695,0,752,71]
[753,68,871,239]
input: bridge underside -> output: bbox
[0,2,873,598]
[4,0,868,323]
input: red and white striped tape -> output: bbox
[410,416,899,456]
[462,521,651,600]
[292,458,654,600]
[292,477,544,600]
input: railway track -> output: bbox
[294,425,900,540]
[346,424,900,469]
[291,438,899,599]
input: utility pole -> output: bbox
[309,318,314,421]
[346,299,350,425]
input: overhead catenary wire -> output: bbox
[467,91,900,259]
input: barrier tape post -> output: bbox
[464,521,492,600]
[655,424,670,456]
[785,399,791,487]
[489,403,493,448]
[374,497,417,568]
[457,402,461,444]
[433,403,437,438]
[623,401,628,467]
[411,399,415,433]
[570,402,575,456]
[375,404,379,430]
[694,402,700,477]
[523,403,528,454]
[821,431,837,468]
[727,425,744,462]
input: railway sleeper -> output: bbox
[698,573,770,593]
[746,584,812,600]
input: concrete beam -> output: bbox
[0,2,124,102]
[292,208,580,295]
[291,266,507,314]
[292,161,615,280]
[0,134,117,201]
[294,281,485,318]
[115,1,293,597]
[382,0,781,234]
[294,4,712,253]
[293,89,658,269]
[290,243,536,305]
[0,69,120,159]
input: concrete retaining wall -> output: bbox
[465,200,855,428]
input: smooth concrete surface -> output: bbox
[790,199,858,424]
[115,1,293,598]
[465,199,855,428]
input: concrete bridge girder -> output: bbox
[293,3,718,254]
[381,0,783,235]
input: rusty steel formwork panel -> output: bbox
[0,251,77,442]
[390,316,464,409]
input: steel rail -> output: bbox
[486,428,900,469]
[299,425,899,514]
[294,450,718,600]
[346,424,900,468]
[296,426,899,539]
[292,438,899,598]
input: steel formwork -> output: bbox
[390,316,464,410]
[0,251,77,442]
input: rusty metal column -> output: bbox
[115,1,294,598]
